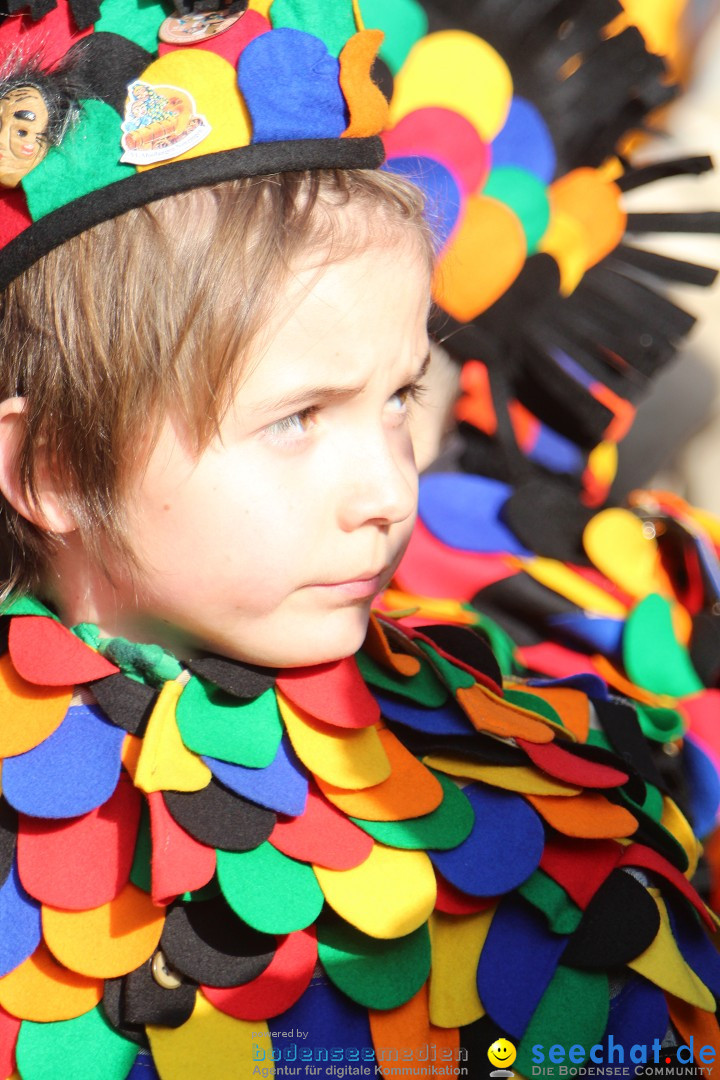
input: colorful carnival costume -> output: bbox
[0,597,720,1079]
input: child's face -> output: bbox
[89,241,431,666]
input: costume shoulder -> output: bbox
[0,600,718,1078]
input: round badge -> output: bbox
[159,10,242,44]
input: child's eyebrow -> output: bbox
[254,351,431,416]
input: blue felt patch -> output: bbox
[0,856,42,976]
[240,28,347,142]
[270,975,373,1076]
[604,974,668,1052]
[682,735,720,839]
[127,1052,160,1079]
[477,893,567,1038]
[525,422,584,475]
[430,783,544,896]
[491,97,556,183]
[373,689,474,736]
[418,473,532,556]
[203,735,309,817]
[667,898,720,997]
[384,156,461,253]
[548,613,624,657]
[526,673,610,700]
[693,533,720,598]
[2,704,124,818]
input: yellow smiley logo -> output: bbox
[488,1039,517,1069]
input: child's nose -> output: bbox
[339,438,417,531]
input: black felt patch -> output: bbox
[122,957,197,1028]
[164,779,276,852]
[185,656,275,700]
[604,788,689,872]
[387,722,526,767]
[501,479,595,564]
[0,797,17,889]
[90,672,157,736]
[0,137,385,291]
[371,56,393,103]
[161,895,275,988]
[475,570,578,631]
[689,612,720,687]
[562,869,661,969]
[102,978,150,1047]
[593,698,665,791]
[414,624,503,688]
[66,33,153,115]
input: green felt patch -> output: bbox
[472,613,518,677]
[23,100,135,221]
[318,917,430,1009]
[358,0,428,73]
[634,703,685,744]
[217,842,324,934]
[503,688,564,729]
[586,730,612,753]
[130,801,152,893]
[177,678,282,767]
[16,1007,138,1080]
[350,770,473,850]
[516,967,609,1077]
[270,0,356,57]
[181,878,221,903]
[624,594,703,698]
[416,642,476,693]
[95,0,171,52]
[483,167,550,253]
[518,870,583,935]
[356,651,448,707]
[1,595,58,619]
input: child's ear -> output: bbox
[0,397,77,534]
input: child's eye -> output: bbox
[387,379,427,414]
[264,406,318,441]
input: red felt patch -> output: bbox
[434,870,495,916]
[515,641,604,681]
[0,189,32,248]
[202,925,317,1020]
[517,738,628,789]
[158,8,270,63]
[384,107,491,195]
[148,791,216,905]
[619,843,715,933]
[682,690,720,760]
[9,616,118,686]
[539,835,622,909]
[394,519,514,601]
[276,657,379,729]
[269,781,372,870]
[17,773,141,910]
[0,1003,19,1078]
[1,0,91,67]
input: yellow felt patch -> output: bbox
[527,792,638,839]
[340,30,388,136]
[314,842,436,938]
[389,30,511,141]
[149,992,271,1078]
[134,680,211,794]
[0,654,72,757]
[538,208,589,295]
[587,440,619,491]
[456,683,556,744]
[660,797,702,879]
[520,557,627,618]
[136,50,251,172]
[0,942,103,1021]
[249,0,272,14]
[428,908,492,1027]
[549,168,626,268]
[43,883,165,978]
[629,894,715,1010]
[583,508,671,599]
[434,195,526,321]
[423,757,580,797]
[278,693,390,790]
[370,982,460,1074]
[317,728,443,820]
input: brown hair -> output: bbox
[0,169,432,599]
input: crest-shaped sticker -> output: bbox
[121,80,210,165]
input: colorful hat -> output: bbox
[373,0,719,508]
[0,0,391,288]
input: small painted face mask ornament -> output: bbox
[0,86,50,188]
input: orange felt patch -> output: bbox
[433,195,526,321]
[340,30,388,137]
[590,656,677,709]
[527,792,639,839]
[0,654,72,757]
[364,616,421,677]
[514,686,590,742]
[549,168,625,268]
[667,994,720,1059]
[316,728,443,820]
[370,983,459,1078]
[43,882,165,978]
[456,684,555,744]
[121,733,143,780]
[0,942,102,1022]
